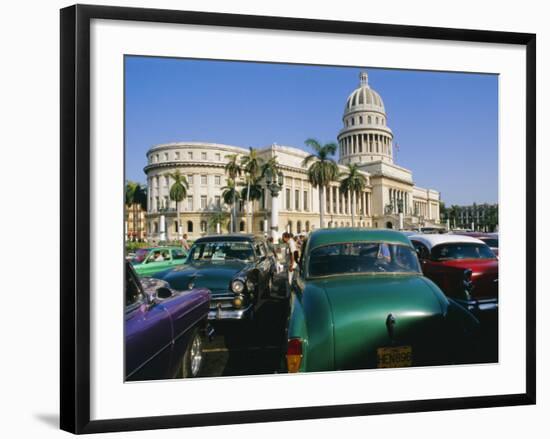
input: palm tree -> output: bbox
[261,156,279,180]
[302,138,339,228]
[339,164,367,227]
[222,178,241,232]
[241,147,264,233]
[224,154,242,232]
[208,210,230,234]
[166,170,189,239]
[125,181,147,241]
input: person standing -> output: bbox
[282,232,298,295]
[181,233,190,251]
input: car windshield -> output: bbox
[431,243,495,261]
[188,241,254,262]
[480,238,498,248]
[308,242,421,277]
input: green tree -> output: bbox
[224,154,242,232]
[166,170,189,239]
[222,178,241,232]
[125,180,147,241]
[208,210,230,234]
[302,138,339,228]
[240,147,264,233]
[339,164,367,227]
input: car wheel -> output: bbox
[182,329,203,378]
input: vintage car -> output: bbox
[132,246,188,277]
[285,229,480,373]
[125,261,211,381]
[155,235,278,321]
[409,234,498,312]
[128,247,152,264]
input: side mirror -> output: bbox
[156,287,173,299]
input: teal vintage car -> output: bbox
[132,246,188,277]
[285,228,480,373]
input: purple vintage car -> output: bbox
[125,261,211,381]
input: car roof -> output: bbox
[307,228,413,251]
[409,233,485,250]
[194,234,256,243]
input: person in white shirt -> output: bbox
[282,232,299,295]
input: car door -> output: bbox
[253,240,270,300]
[125,264,173,381]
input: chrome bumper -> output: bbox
[456,298,498,312]
[208,303,253,320]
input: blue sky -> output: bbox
[125,56,498,205]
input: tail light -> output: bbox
[286,338,303,373]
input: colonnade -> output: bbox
[339,133,392,158]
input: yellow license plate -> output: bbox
[377,346,413,368]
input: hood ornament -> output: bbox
[386,313,396,342]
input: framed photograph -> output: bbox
[60,4,536,434]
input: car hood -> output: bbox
[435,258,498,274]
[311,274,449,368]
[156,260,250,295]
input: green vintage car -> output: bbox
[285,228,480,373]
[132,246,188,277]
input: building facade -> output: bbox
[143,72,441,241]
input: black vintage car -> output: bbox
[155,235,279,321]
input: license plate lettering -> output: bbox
[377,346,412,368]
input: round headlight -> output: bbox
[231,279,245,294]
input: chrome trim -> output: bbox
[208,303,253,320]
[456,298,498,312]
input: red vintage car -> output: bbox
[409,234,498,313]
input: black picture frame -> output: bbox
[60,4,536,434]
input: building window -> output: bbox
[188,151,193,160]
[187,175,193,185]
[259,221,265,232]
[286,188,291,210]
[154,222,158,233]
[201,175,207,185]
[305,221,310,232]
[164,153,169,161]
[214,175,221,185]
[368,116,372,124]
[214,195,221,208]
[187,196,193,211]
[187,221,194,233]
[201,152,207,160]
[261,189,266,210]
[163,196,169,209]
[200,221,207,233]
[239,221,245,232]
[359,116,363,124]
[200,195,207,209]
[303,190,308,211]
[175,151,180,160]
[155,154,159,163]
[351,118,355,126]
[295,189,300,211]
[215,153,221,161]
[376,117,379,124]
[297,221,302,233]
[174,221,179,232]
[164,176,170,187]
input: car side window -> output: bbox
[412,241,430,260]
[172,249,186,260]
[255,241,266,258]
[126,266,143,306]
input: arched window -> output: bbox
[359,116,363,124]
[297,221,302,233]
[239,221,245,232]
[200,221,207,233]
[305,221,310,232]
[287,221,293,234]
[368,115,372,124]
[376,117,379,125]
[187,221,194,233]
[386,221,393,229]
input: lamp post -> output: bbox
[265,168,283,241]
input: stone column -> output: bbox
[159,214,166,241]
[270,191,280,241]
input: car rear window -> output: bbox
[431,243,495,261]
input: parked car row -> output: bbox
[124,227,499,380]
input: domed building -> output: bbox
[141,72,441,241]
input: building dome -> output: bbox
[344,72,385,115]
[338,72,394,166]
